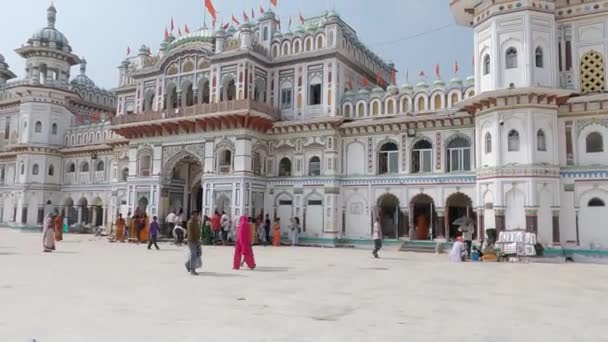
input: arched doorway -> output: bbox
[410,194,435,240]
[63,198,77,225]
[137,196,149,215]
[92,197,103,227]
[78,198,89,224]
[377,193,401,239]
[446,193,475,239]
[164,153,203,220]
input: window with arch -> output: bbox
[588,198,606,207]
[138,155,151,176]
[263,27,269,41]
[343,104,352,117]
[51,123,58,135]
[48,164,54,176]
[308,156,321,176]
[222,79,236,102]
[68,163,75,173]
[581,50,606,93]
[305,38,312,52]
[537,129,547,151]
[412,140,433,173]
[378,142,399,175]
[433,95,442,110]
[253,152,263,176]
[450,93,459,107]
[218,150,232,174]
[506,47,518,69]
[401,98,410,113]
[447,137,471,172]
[96,160,104,171]
[20,162,24,175]
[80,162,89,172]
[272,45,279,58]
[282,43,289,56]
[121,168,129,181]
[535,47,544,68]
[278,157,292,177]
[357,103,365,117]
[483,54,491,75]
[316,35,324,49]
[35,121,42,133]
[586,132,604,153]
[485,133,492,154]
[293,40,301,54]
[507,130,520,152]
[417,96,426,112]
[32,164,39,175]
[387,100,395,114]
[372,101,380,115]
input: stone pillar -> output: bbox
[478,211,484,241]
[177,91,183,108]
[91,206,97,226]
[402,207,410,238]
[495,208,505,233]
[77,206,83,224]
[193,89,199,105]
[102,207,107,227]
[435,208,446,239]
[525,208,538,235]
[552,208,561,246]
[575,207,580,246]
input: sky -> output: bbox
[0,0,473,89]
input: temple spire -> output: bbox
[47,3,57,28]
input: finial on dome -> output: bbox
[80,57,87,75]
[47,3,57,28]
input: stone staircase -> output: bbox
[399,240,452,254]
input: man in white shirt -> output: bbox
[166,211,176,236]
[372,216,382,258]
[221,211,231,242]
[459,222,474,257]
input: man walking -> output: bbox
[264,214,271,246]
[372,216,382,258]
[166,210,176,238]
[211,210,222,245]
[186,212,202,275]
[147,216,160,250]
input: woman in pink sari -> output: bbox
[42,213,55,252]
[233,215,256,270]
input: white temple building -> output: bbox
[1,2,608,254]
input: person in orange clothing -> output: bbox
[115,213,126,242]
[53,212,63,241]
[272,218,281,247]
[138,214,149,243]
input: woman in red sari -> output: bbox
[53,213,63,241]
[233,215,256,270]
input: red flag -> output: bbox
[243,10,249,22]
[127,46,131,56]
[212,17,217,28]
[170,17,175,32]
[232,14,240,26]
[165,27,170,41]
[205,0,217,21]
[185,24,190,34]
[391,69,397,84]
[270,0,278,7]
[252,8,255,19]
[435,64,440,79]
[419,70,425,78]
[260,5,265,14]
[454,60,459,75]
[299,12,305,25]
[362,76,369,87]
[222,22,230,30]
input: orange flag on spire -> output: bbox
[260,5,265,14]
[165,27,170,41]
[270,0,278,7]
[185,24,190,34]
[127,46,131,56]
[299,12,305,25]
[435,64,440,79]
[243,10,249,22]
[232,14,240,26]
[205,0,217,22]
[362,76,369,87]
[454,60,459,75]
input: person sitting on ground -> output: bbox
[449,236,467,262]
[173,223,186,246]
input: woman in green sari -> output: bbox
[202,216,213,245]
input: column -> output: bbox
[177,91,183,109]
[525,208,538,235]
[401,207,410,239]
[102,207,107,227]
[193,88,199,105]
[477,209,485,241]
[552,208,560,246]
[77,206,83,224]
[495,208,505,233]
[91,206,97,226]
[435,208,446,239]
[575,207,580,246]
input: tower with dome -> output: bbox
[0,3,607,257]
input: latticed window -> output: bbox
[580,50,605,94]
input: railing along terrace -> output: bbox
[111,99,280,125]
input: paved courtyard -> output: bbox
[1,230,607,342]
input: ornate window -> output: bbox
[138,155,151,176]
[68,163,76,173]
[343,104,352,117]
[32,164,39,175]
[586,132,604,153]
[433,94,442,110]
[51,123,58,135]
[281,88,293,109]
[417,96,426,112]
[378,142,398,175]
[96,161,104,171]
[386,100,395,114]
[80,161,89,172]
[357,103,365,117]
[506,47,518,69]
[372,101,380,115]
[537,129,547,151]
[508,130,520,152]
[581,50,605,93]
[121,168,129,181]
[447,137,471,172]
[535,47,544,68]
[483,54,491,75]
[401,98,409,113]
[218,150,232,174]
[412,140,432,173]
[485,133,492,154]
[588,198,606,207]
[316,35,324,49]
[48,164,54,176]
[35,121,42,133]
[451,93,459,107]
[308,156,321,176]
[309,83,322,105]
[279,157,292,177]
[253,152,262,176]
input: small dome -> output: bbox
[262,9,276,20]
[0,54,4,63]
[433,79,446,88]
[171,27,215,47]
[343,90,355,98]
[371,86,384,94]
[386,85,398,95]
[449,77,463,86]
[27,5,72,53]
[327,10,339,19]
[71,57,95,87]
[357,88,370,96]
[466,75,475,84]
[400,83,414,92]
[416,79,429,89]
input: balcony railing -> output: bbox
[111,99,280,125]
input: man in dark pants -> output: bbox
[264,214,271,246]
[372,216,382,258]
[186,212,202,275]
[147,216,160,250]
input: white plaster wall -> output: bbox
[577,124,608,166]
[578,188,608,248]
[343,189,370,240]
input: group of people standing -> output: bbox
[42,212,64,252]
[112,211,152,244]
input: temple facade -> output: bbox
[1,2,608,250]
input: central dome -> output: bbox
[170,28,215,48]
[27,5,72,53]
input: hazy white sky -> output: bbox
[0,0,473,89]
